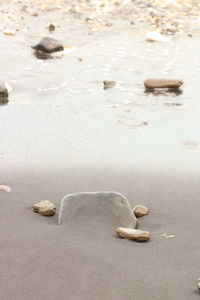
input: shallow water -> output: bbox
[1,15,200,173]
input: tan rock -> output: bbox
[116,227,150,242]
[33,200,56,216]
[103,80,117,89]
[133,205,149,218]
[144,78,183,89]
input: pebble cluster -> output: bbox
[0,0,200,35]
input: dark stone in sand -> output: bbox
[0,82,9,104]
[58,191,138,229]
[32,37,64,54]
[34,50,53,60]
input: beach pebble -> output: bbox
[144,78,183,89]
[32,37,64,54]
[116,227,150,242]
[3,29,16,36]
[33,200,56,216]
[48,23,56,32]
[103,80,117,89]
[0,185,11,192]
[0,82,9,104]
[145,31,167,42]
[133,205,149,217]
[197,278,200,290]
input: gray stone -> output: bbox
[32,37,64,54]
[58,191,137,228]
[0,82,8,104]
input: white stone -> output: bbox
[116,227,150,241]
[0,185,11,192]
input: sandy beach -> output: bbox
[1,0,200,299]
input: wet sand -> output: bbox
[1,166,200,299]
[1,1,200,299]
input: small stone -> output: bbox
[144,78,183,89]
[103,80,117,89]
[145,31,167,42]
[32,37,64,54]
[0,82,9,104]
[116,227,150,242]
[33,200,56,216]
[133,205,149,217]
[48,23,56,32]
[32,12,39,17]
[0,185,11,192]
[196,278,200,290]
[3,29,16,36]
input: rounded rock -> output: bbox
[116,227,150,242]
[144,78,183,89]
[33,200,56,216]
[32,37,64,54]
[133,205,149,217]
[103,80,117,89]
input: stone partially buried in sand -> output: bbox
[33,200,56,216]
[58,191,137,229]
[32,37,64,54]
[116,227,150,242]
[144,78,183,89]
[133,205,149,217]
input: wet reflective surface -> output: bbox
[1,9,200,300]
[1,19,200,171]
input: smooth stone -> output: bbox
[145,31,167,42]
[144,78,183,89]
[116,227,150,242]
[32,37,64,54]
[58,191,138,229]
[103,80,117,89]
[133,205,149,217]
[0,185,11,192]
[0,82,9,104]
[33,200,56,216]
